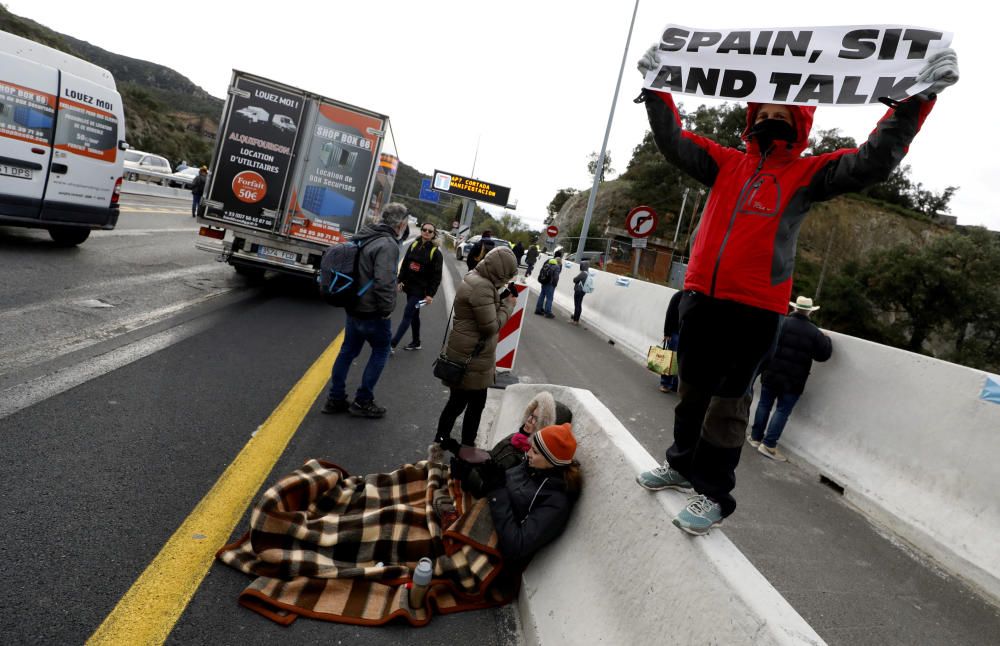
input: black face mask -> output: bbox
[749,118,797,153]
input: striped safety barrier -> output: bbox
[495,284,529,371]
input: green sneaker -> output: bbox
[636,461,692,491]
[672,495,723,535]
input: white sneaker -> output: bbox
[757,443,787,462]
[747,436,762,448]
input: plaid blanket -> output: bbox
[216,447,517,626]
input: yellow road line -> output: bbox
[87,332,344,645]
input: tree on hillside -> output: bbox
[587,152,615,183]
[546,188,578,224]
[808,128,857,155]
[681,102,746,148]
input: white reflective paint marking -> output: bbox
[0,322,206,420]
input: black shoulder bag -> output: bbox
[433,304,485,385]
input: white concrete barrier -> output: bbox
[486,384,825,646]
[518,262,1000,603]
[121,180,189,201]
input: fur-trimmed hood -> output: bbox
[522,391,557,429]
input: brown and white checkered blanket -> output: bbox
[216,449,517,627]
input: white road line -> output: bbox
[0,320,210,420]
[0,265,224,322]
[98,228,198,236]
[0,290,233,375]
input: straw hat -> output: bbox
[789,296,820,312]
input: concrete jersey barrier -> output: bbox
[485,383,825,646]
[518,259,1000,604]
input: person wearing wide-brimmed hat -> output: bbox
[749,296,832,461]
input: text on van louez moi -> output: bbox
[643,25,953,105]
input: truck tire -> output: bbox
[233,263,266,282]
[48,226,91,246]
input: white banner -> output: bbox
[642,24,953,106]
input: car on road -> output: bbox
[456,235,511,261]
[167,167,200,188]
[123,150,173,184]
[565,250,607,268]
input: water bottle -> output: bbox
[409,557,433,608]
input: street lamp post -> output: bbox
[574,0,641,261]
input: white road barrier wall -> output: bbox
[121,180,190,201]
[486,384,825,646]
[520,258,1000,603]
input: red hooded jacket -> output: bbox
[644,91,934,313]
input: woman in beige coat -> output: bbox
[435,246,518,454]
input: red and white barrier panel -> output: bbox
[496,284,529,371]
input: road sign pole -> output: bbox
[575,0,641,261]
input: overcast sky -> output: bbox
[6,1,994,231]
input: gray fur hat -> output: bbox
[523,391,557,429]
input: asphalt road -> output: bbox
[2,195,997,645]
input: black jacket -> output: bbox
[487,462,574,565]
[525,246,539,264]
[466,237,495,271]
[760,313,833,395]
[397,239,442,298]
[347,223,401,319]
[664,290,682,338]
[190,173,207,197]
[512,242,525,263]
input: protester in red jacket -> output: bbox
[634,44,959,535]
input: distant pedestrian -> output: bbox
[436,247,518,454]
[190,166,208,217]
[569,261,591,325]
[525,243,540,277]
[321,203,409,419]
[749,296,833,461]
[391,222,442,352]
[176,160,189,172]
[466,230,495,271]
[658,289,683,393]
[512,241,525,268]
[533,250,562,319]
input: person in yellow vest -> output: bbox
[392,222,443,351]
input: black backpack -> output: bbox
[318,239,374,307]
[537,261,554,285]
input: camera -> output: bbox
[499,281,518,300]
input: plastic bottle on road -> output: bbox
[408,557,433,608]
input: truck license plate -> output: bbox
[257,245,297,263]
[0,164,32,180]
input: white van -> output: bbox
[0,29,126,245]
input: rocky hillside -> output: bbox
[1,6,221,166]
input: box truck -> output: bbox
[0,29,126,246]
[195,71,389,280]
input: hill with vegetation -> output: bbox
[1,5,221,166]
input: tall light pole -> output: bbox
[574,0,641,260]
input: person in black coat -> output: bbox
[190,166,208,217]
[391,222,443,351]
[659,290,683,393]
[749,296,833,461]
[486,423,581,568]
[524,243,540,277]
[466,230,495,271]
[512,241,525,269]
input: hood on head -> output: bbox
[522,391,557,429]
[475,246,517,286]
[741,103,815,156]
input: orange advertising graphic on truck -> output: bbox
[196,70,388,281]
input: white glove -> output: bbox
[637,43,661,76]
[916,47,959,96]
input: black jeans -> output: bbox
[666,291,780,517]
[392,292,423,347]
[436,387,488,447]
[572,291,584,321]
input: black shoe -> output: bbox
[534,311,544,316]
[435,437,461,454]
[321,398,350,414]
[403,341,422,351]
[349,399,386,418]
[545,313,555,319]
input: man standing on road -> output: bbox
[512,240,525,269]
[322,203,409,419]
[749,296,832,461]
[466,230,495,271]
[524,242,540,277]
[190,166,208,218]
[533,250,563,318]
